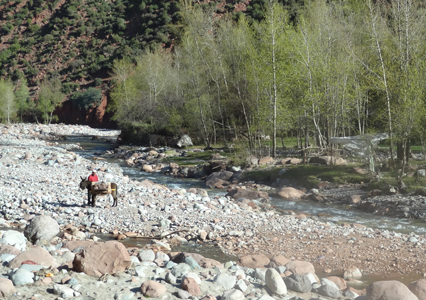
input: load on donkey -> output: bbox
[79,176,118,207]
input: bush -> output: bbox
[28,24,40,33]
[94,77,103,86]
[2,22,14,34]
[44,34,54,43]
[70,87,102,109]
[69,59,84,70]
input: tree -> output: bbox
[14,79,31,122]
[254,0,289,157]
[36,78,64,124]
[0,79,16,123]
[71,87,102,109]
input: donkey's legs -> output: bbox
[112,192,118,207]
[87,190,92,206]
[92,195,96,207]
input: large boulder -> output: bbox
[182,277,201,296]
[284,273,312,293]
[265,268,287,295]
[226,188,269,201]
[140,280,167,297]
[205,171,234,188]
[269,254,290,266]
[64,240,95,251]
[73,241,131,276]
[176,135,193,148]
[24,215,60,245]
[238,254,270,268]
[0,244,21,256]
[367,280,419,300]
[285,261,315,275]
[409,279,426,300]
[277,187,305,200]
[8,246,59,268]
[259,156,274,165]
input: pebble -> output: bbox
[0,124,424,300]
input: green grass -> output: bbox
[162,150,221,166]
[241,164,372,188]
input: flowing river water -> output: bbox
[59,136,426,288]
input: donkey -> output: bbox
[79,177,118,207]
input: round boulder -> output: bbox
[238,254,270,268]
[367,280,419,300]
[409,278,426,299]
[285,261,315,275]
[24,215,60,245]
[73,241,131,276]
[277,187,305,200]
[140,280,167,297]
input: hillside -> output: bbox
[0,0,297,126]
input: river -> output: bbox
[64,136,426,236]
[48,136,426,289]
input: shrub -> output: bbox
[94,77,103,86]
[44,34,54,43]
[28,24,40,33]
[2,23,14,34]
[69,59,84,70]
[70,87,102,109]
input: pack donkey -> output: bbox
[79,177,118,207]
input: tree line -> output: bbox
[109,0,426,163]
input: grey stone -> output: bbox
[0,230,27,251]
[135,266,151,278]
[254,268,267,283]
[24,215,60,245]
[184,256,201,269]
[155,251,170,262]
[176,289,192,299]
[284,273,312,293]
[165,272,177,284]
[0,253,16,263]
[10,269,34,285]
[137,249,155,262]
[214,273,236,290]
[265,268,287,295]
[166,261,178,269]
[177,135,193,148]
[221,289,245,300]
[317,283,341,299]
[235,279,247,292]
[172,263,192,278]
[19,264,48,272]
[53,284,74,298]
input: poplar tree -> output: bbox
[0,79,16,124]
[15,79,31,122]
[36,78,64,124]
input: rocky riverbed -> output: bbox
[0,124,426,300]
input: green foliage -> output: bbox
[36,78,64,124]
[0,79,16,123]
[70,87,102,109]
[28,24,40,33]
[2,22,14,34]
[94,77,103,86]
